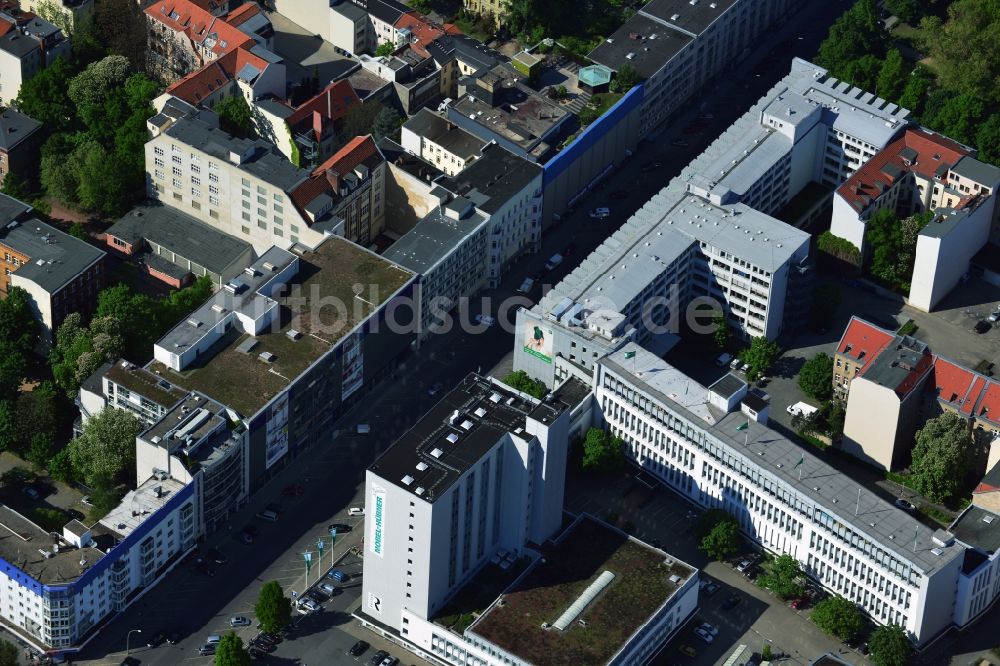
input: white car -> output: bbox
[348,507,365,516]
[589,207,610,219]
[297,598,320,614]
[694,626,714,643]
[474,314,496,327]
[319,582,337,595]
[229,616,251,627]
[988,310,1000,323]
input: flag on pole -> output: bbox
[794,455,804,468]
[624,350,636,359]
[303,551,313,575]
[736,420,749,432]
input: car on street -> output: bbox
[250,639,275,653]
[517,277,535,294]
[894,498,915,511]
[297,598,321,614]
[544,253,564,270]
[243,525,260,538]
[199,644,216,656]
[698,622,719,637]
[307,589,327,602]
[721,594,742,610]
[350,640,371,656]
[989,311,1000,323]
[474,314,496,327]
[257,632,281,645]
[206,547,228,565]
[427,382,443,396]
[588,207,610,219]
[249,646,265,659]
[328,568,349,583]
[694,626,714,643]
[328,523,351,533]
[380,656,399,666]
[120,657,140,666]
[370,649,389,665]
[729,358,742,370]
[320,582,339,595]
[736,558,752,572]
[230,616,251,627]
[239,530,254,544]
[146,632,165,648]
[348,506,365,516]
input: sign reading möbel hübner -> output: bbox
[370,486,385,558]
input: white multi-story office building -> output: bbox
[360,374,575,630]
[77,359,189,430]
[594,343,974,645]
[513,185,810,388]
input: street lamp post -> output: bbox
[126,629,142,656]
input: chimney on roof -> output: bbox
[325,170,340,192]
[313,110,323,138]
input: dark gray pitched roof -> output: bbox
[0,109,40,151]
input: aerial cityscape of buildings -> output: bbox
[0,0,995,664]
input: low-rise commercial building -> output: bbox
[0,197,105,343]
[106,203,255,288]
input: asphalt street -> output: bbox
[74,2,848,663]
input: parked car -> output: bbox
[588,207,610,219]
[199,644,217,656]
[703,582,720,596]
[975,320,992,334]
[307,589,327,603]
[230,616,251,627]
[81,495,93,506]
[257,632,281,645]
[320,582,338,595]
[698,622,719,637]
[250,640,275,653]
[370,650,389,666]
[715,353,733,367]
[790,597,808,610]
[989,311,1000,323]
[120,658,140,666]
[427,382,443,396]
[265,502,284,515]
[348,507,365,516]
[517,277,535,294]
[239,530,254,544]
[350,640,371,656]
[640,161,664,173]
[380,657,399,666]
[544,253,564,271]
[248,646,265,659]
[21,486,39,500]
[328,568,349,583]
[328,523,352,533]
[694,626,714,643]
[729,358,742,370]
[474,314,496,327]
[736,558,752,572]
[894,498,916,511]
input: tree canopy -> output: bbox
[759,554,805,600]
[919,0,1000,106]
[215,632,251,666]
[581,428,624,472]
[815,0,885,79]
[502,371,547,399]
[811,595,862,639]
[868,624,911,666]
[255,581,292,635]
[910,412,970,502]
[215,96,255,139]
[699,516,741,560]
[738,337,781,381]
[68,407,141,488]
[798,353,834,401]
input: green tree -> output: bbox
[68,407,141,487]
[375,41,397,57]
[868,624,911,666]
[919,0,1000,105]
[974,114,1000,166]
[215,96,254,139]
[921,90,985,146]
[610,63,640,93]
[0,285,38,359]
[876,49,909,102]
[26,433,57,472]
[811,595,862,639]
[798,354,834,401]
[738,337,780,381]
[1,170,33,201]
[158,276,214,328]
[96,283,158,362]
[0,638,18,666]
[910,412,970,502]
[68,55,131,128]
[700,518,741,560]
[885,0,928,24]
[0,401,15,453]
[581,427,624,471]
[898,64,934,116]
[372,105,403,142]
[502,370,547,399]
[712,313,730,350]
[692,508,734,540]
[14,382,62,456]
[759,554,805,600]
[13,56,76,130]
[40,134,81,206]
[215,632,251,666]
[339,102,384,149]
[866,208,904,286]
[47,448,74,483]
[92,0,148,69]
[816,0,885,78]
[817,230,861,265]
[68,222,87,240]
[255,581,292,635]
[49,313,123,396]
[840,53,884,93]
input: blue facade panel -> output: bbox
[543,84,645,185]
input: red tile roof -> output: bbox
[932,356,978,408]
[393,12,447,56]
[837,128,971,214]
[164,46,269,105]
[146,0,253,59]
[287,80,361,143]
[0,17,14,37]
[835,316,895,364]
[224,2,262,27]
[289,135,382,213]
[979,381,1000,424]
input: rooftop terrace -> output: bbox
[152,237,413,416]
[469,515,694,666]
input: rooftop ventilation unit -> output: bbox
[416,461,428,471]
[401,475,414,486]
[430,448,443,458]
[446,433,459,444]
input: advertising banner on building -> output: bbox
[342,330,364,400]
[264,392,289,469]
[522,321,553,363]
[369,485,385,558]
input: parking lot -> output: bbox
[565,467,869,665]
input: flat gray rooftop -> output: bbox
[104,360,188,408]
[587,14,690,79]
[602,345,963,576]
[437,143,541,214]
[951,505,1000,554]
[164,117,308,192]
[0,218,105,293]
[109,204,253,276]
[370,374,565,502]
[99,478,187,540]
[0,505,105,585]
[382,206,488,274]
[951,156,1000,187]
[642,0,738,36]
[404,108,486,162]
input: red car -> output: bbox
[282,484,304,497]
[791,597,808,610]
